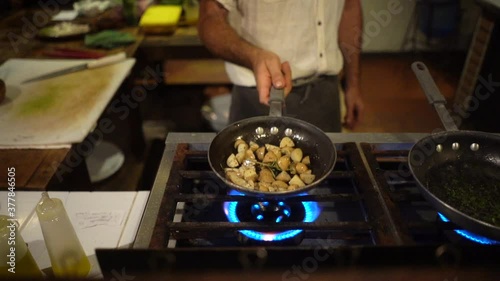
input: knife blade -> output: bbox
[22,52,127,84]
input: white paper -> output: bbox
[52,10,79,21]
[74,210,125,229]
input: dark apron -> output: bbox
[229,75,341,132]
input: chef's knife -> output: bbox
[22,52,127,84]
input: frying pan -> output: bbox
[410,61,500,240]
[208,88,336,199]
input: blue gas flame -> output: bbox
[438,213,500,245]
[224,190,320,242]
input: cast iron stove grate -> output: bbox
[146,142,497,249]
[95,139,500,278]
[361,143,500,245]
[150,143,492,249]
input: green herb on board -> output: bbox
[17,85,62,116]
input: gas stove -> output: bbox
[134,133,499,247]
[97,133,500,278]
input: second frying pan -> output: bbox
[410,62,500,240]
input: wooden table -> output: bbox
[138,26,212,61]
[0,9,144,191]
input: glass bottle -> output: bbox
[0,215,43,279]
[35,193,91,278]
[183,0,199,25]
[123,0,139,25]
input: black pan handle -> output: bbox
[269,87,285,117]
[411,61,459,131]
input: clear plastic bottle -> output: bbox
[35,193,91,278]
[0,215,43,279]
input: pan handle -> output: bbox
[269,87,285,117]
[411,62,459,131]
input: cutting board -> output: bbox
[0,58,135,148]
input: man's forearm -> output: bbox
[339,0,362,89]
[198,0,260,70]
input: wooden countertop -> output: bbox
[137,25,213,61]
[0,9,216,190]
[0,10,143,63]
[0,148,69,190]
[0,9,144,190]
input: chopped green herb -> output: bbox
[425,160,500,227]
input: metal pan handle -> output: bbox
[269,87,285,117]
[411,62,459,131]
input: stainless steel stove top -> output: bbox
[132,132,500,249]
[95,133,500,278]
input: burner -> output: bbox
[438,213,500,245]
[223,190,320,242]
[245,201,297,224]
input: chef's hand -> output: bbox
[343,87,364,130]
[252,49,292,105]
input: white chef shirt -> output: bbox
[215,0,346,87]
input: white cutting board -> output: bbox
[0,58,136,148]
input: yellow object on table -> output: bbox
[0,215,43,278]
[139,5,183,34]
[183,0,200,25]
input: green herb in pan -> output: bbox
[425,160,500,227]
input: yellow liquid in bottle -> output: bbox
[35,193,91,278]
[1,214,43,279]
[0,250,43,279]
[50,250,91,278]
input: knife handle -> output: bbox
[87,52,126,69]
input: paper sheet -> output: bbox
[75,210,125,229]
